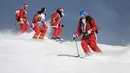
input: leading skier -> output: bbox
[73,10,102,55]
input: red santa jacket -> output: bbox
[76,15,98,37]
[51,12,61,28]
[31,12,47,29]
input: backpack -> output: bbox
[32,13,41,23]
[15,9,20,21]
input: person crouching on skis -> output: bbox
[31,7,48,40]
[73,10,102,55]
[15,4,29,35]
[50,8,65,40]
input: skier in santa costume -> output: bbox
[50,8,65,40]
[31,7,48,39]
[73,10,102,55]
[15,4,29,35]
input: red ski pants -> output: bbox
[33,26,47,39]
[52,27,62,38]
[81,33,102,53]
[18,23,29,35]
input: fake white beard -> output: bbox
[61,12,65,16]
[82,18,86,24]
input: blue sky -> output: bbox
[0,0,130,45]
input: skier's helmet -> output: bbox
[80,10,87,17]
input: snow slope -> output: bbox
[0,32,130,73]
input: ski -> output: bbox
[57,54,85,58]
[56,39,65,44]
[49,38,66,44]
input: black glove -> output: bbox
[61,25,64,28]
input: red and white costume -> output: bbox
[75,16,102,54]
[51,12,62,38]
[31,12,47,39]
[15,4,29,35]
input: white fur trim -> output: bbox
[15,10,20,14]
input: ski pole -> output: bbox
[13,21,18,27]
[74,39,80,57]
